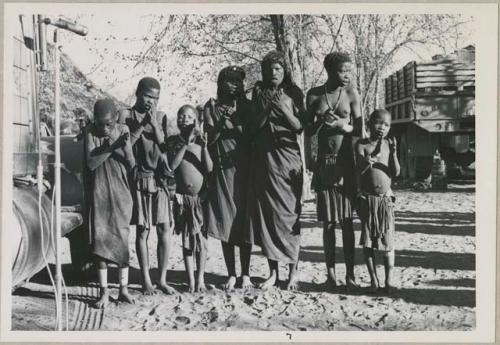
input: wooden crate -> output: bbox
[414,61,475,91]
[397,70,405,100]
[404,62,416,97]
[385,57,475,110]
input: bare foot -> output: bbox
[325,277,337,291]
[117,287,135,304]
[196,280,207,293]
[258,274,277,290]
[240,275,253,289]
[367,281,380,294]
[142,282,156,296]
[286,278,299,291]
[382,284,397,294]
[345,277,360,292]
[94,288,110,309]
[158,281,177,295]
[223,276,237,291]
[188,282,195,293]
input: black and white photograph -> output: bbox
[1,2,497,343]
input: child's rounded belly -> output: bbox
[361,168,391,195]
[175,164,204,195]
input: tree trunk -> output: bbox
[373,69,379,110]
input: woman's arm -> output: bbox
[349,88,364,138]
[354,141,365,194]
[200,134,213,174]
[148,111,165,146]
[275,91,302,131]
[204,102,227,146]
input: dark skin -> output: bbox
[204,77,253,290]
[119,87,164,146]
[86,112,135,308]
[118,86,174,296]
[170,107,213,293]
[305,61,362,291]
[355,111,400,293]
[256,62,301,291]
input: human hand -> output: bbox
[197,132,208,148]
[144,109,159,127]
[275,89,294,117]
[366,154,378,165]
[112,132,130,149]
[323,110,340,126]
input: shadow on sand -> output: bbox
[301,211,475,237]
[298,246,475,271]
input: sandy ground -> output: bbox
[12,184,475,331]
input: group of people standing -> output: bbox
[83,49,400,309]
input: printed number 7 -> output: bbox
[286,333,292,340]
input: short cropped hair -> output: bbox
[136,77,161,94]
[177,104,197,117]
[368,109,391,123]
[324,52,352,72]
[93,98,116,119]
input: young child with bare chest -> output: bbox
[355,109,400,293]
[167,105,213,293]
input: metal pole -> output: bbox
[53,28,62,331]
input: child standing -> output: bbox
[85,99,135,308]
[167,105,213,293]
[119,77,175,295]
[355,109,400,293]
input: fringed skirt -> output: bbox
[357,193,396,251]
[316,186,353,223]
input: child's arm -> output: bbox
[86,129,129,171]
[387,137,401,177]
[167,137,188,171]
[123,132,135,170]
[118,109,144,145]
[111,127,135,170]
[147,111,165,146]
[200,133,213,174]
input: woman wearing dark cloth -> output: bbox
[246,50,305,290]
[204,66,253,291]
